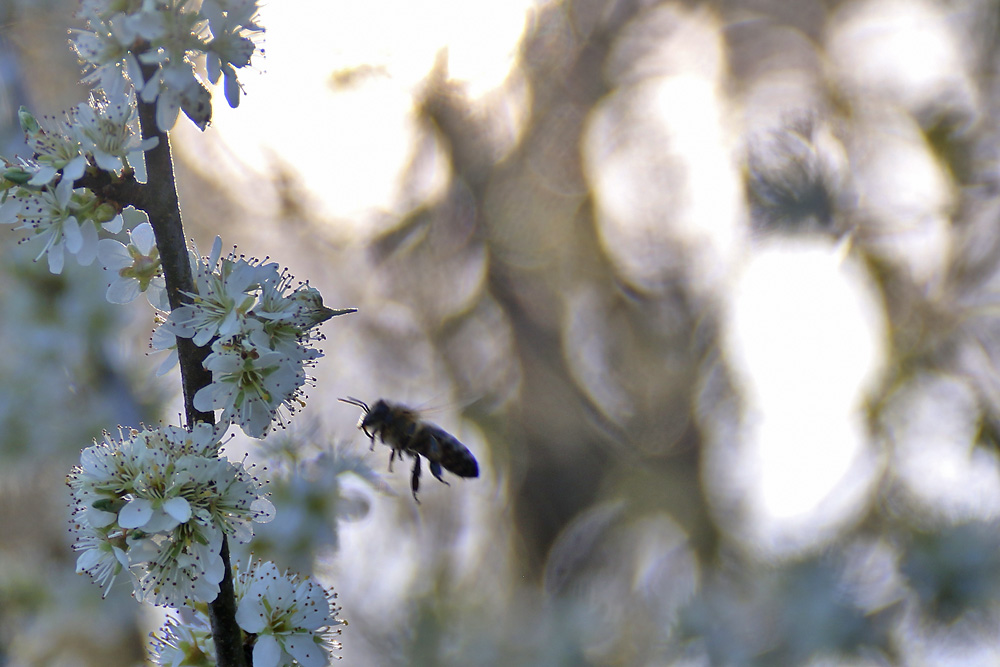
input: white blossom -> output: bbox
[70,519,131,597]
[194,321,306,438]
[164,245,279,346]
[19,107,87,200]
[67,423,272,603]
[148,616,215,667]
[73,0,265,130]
[234,561,344,667]
[73,78,159,173]
[98,213,169,309]
[1,187,95,273]
[158,239,353,437]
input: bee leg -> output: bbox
[388,449,397,472]
[411,456,422,503]
[429,461,449,486]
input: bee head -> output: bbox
[338,396,390,442]
[363,399,392,430]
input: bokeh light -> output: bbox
[7,0,1000,664]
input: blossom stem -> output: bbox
[135,101,213,425]
[136,65,246,667]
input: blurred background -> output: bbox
[4,0,1000,664]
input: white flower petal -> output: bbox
[198,380,239,412]
[28,165,57,186]
[142,509,181,533]
[207,53,222,84]
[291,581,333,628]
[88,508,118,528]
[217,308,241,338]
[94,150,122,172]
[125,53,145,91]
[102,213,124,233]
[98,238,131,269]
[209,236,223,266]
[235,598,268,634]
[0,196,24,223]
[63,155,88,182]
[163,496,192,523]
[156,94,181,132]
[204,353,244,373]
[224,70,241,109]
[119,498,154,528]
[251,497,275,524]
[252,635,281,667]
[46,244,65,274]
[76,547,105,574]
[75,220,99,265]
[156,349,178,376]
[55,176,74,205]
[241,401,271,439]
[147,281,170,311]
[63,217,83,253]
[130,221,156,254]
[107,278,141,304]
[285,634,327,667]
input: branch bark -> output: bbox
[135,82,247,667]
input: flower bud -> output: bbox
[93,202,119,224]
[2,166,32,185]
[18,106,40,136]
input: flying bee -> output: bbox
[338,397,479,502]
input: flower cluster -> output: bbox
[2,0,357,661]
[149,560,344,667]
[0,86,155,273]
[68,423,274,606]
[161,238,355,437]
[72,0,265,131]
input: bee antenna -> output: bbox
[338,396,370,413]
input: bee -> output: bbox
[338,397,479,502]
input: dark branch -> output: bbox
[136,64,246,667]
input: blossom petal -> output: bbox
[28,165,57,186]
[0,196,24,223]
[147,282,170,311]
[162,496,192,523]
[46,244,66,274]
[291,581,334,628]
[235,598,268,634]
[107,278,141,304]
[63,155,88,183]
[224,69,241,109]
[252,635,281,667]
[130,221,156,254]
[98,238,132,269]
[119,498,154,528]
[87,508,118,528]
[75,220,99,265]
[102,213,124,234]
[76,548,106,574]
[63,217,83,253]
[94,150,122,173]
[285,634,327,667]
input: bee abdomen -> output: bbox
[444,452,479,478]
[425,428,479,478]
[438,442,479,478]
